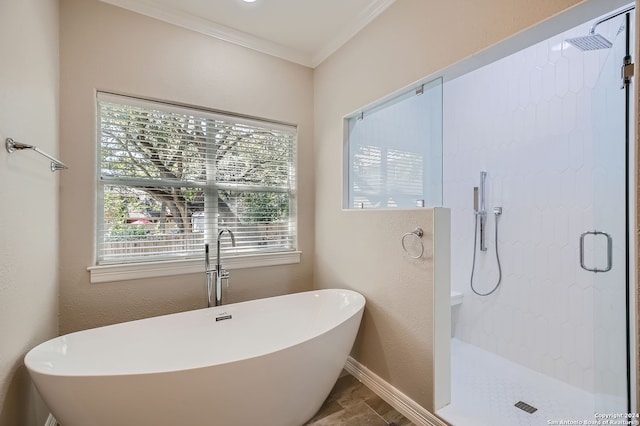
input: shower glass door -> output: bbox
[587,10,631,414]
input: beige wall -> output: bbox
[58,0,315,333]
[5,0,637,421]
[0,0,60,424]
[312,0,630,412]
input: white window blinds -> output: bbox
[97,92,297,264]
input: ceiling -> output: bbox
[99,0,397,68]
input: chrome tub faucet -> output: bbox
[205,229,236,307]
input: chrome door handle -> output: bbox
[580,231,613,273]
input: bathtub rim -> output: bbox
[24,288,366,378]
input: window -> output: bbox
[345,77,443,209]
[96,92,297,266]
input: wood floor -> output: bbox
[304,372,415,426]
[52,371,415,426]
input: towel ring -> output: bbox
[401,227,424,259]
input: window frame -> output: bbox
[90,92,300,283]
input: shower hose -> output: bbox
[470,211,503,296]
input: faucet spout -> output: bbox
[216,229,236,270]
[205,229,236,307]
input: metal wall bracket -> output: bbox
[621,55,634,89]
[5,138,68,172]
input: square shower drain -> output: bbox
[514,401,538,414]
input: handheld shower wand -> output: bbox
[470,171,503,296]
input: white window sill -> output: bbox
[87,251,301,284]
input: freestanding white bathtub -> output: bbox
[25,289,365,426]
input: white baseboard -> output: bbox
[44,414,57,426]
[344,356,450,426]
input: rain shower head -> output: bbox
[566,4,634,51]
[566,33,612,51]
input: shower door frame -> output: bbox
[623,9,635,412]
[582,5,636,413]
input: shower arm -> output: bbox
[589,5,634,34]
[5,138,68,172]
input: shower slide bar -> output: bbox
[5,138,68,172]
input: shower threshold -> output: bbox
[437,338,595,426]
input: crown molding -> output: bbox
[100,0,396,68]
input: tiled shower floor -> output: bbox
[437,338,594,426]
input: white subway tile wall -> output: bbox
[443,14,627,399]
